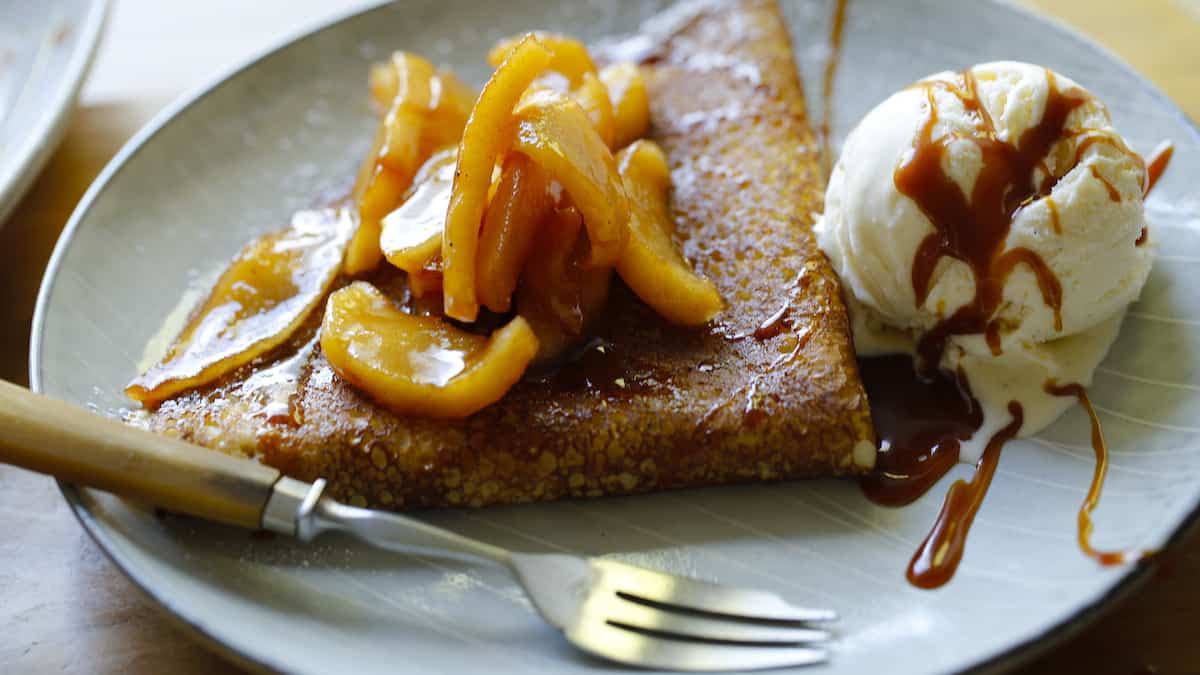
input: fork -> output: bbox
[0,379,835,671]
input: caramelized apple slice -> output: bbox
[517,207,612,363]
[407,262,444,299]
[368,53,474,123]
[346,122,411,276]
[443,35,553,322]
[599,63,650,149]
[376,63,434,182]
[369,53,430,110]
[127,208,354,405]
[615,140,722,325]
[347,53,471,275]
[368,62,395,112]
[572,72,616,149]
[420,69,476,155]
[511,89,629,268]
[476,154,553,313]
[321,282,539,418]
[380,147,457,275]
[489,32,596,87]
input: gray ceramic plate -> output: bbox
[0,0,107,225]
[29,1,1200,673]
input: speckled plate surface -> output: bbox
[29,1,1200,673]
[0,0,107,225]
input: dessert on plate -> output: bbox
[129,0,877,511]
[126,0,1174,588]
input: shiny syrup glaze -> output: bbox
[906,402,1024,588]
[819,0,849,177]
[698,270,817,432]
[1044,382,1156,566]
[897,69,1085,367]
[238,334,318,425]
[859,356,981,507]
[126,208,352,405]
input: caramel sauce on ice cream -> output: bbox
[836,63,1170,587]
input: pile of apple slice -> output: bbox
[130,33,721,419]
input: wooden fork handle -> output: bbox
[0,379,281,529]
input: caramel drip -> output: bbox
[753,303,791,339]
[1070,129,1126,166]
[819,0,848,177]
[1143,140,1174,196]
[1044,382,1156,566]
[906,402,1024,589]
[1090,165,1121,201]
[897,69,1084,369]
[1133,141,1172,247]
[1135,227,1149,247]
[1046,197,1062,235]
[860,356,981,507]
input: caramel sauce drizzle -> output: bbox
[1070,129,1128,167]
[897,68,1084,369]
[1135,227,1149,247]
[906,402,1024,589]
[1143,140,1174,196]
[819,0,849,177]
[862,68,1138,589]
[860,357,980,508]
[1135,140,1173,246]
[1046,196,1062,235]
[1090,165,1121,202]
[863,70,1171,589]
[1044,382,1156,566]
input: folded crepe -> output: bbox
[142,0,876,510]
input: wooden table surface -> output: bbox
[2,1,1198,672]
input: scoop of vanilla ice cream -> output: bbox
[815,61,1153,455]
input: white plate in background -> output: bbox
[0,0,107,225]
[29,1,1200,673]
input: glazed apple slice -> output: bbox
[127,208,354,406]
[380,147,458,277]
[599,63,649,150]
[488,32,596,87]
[443,35,553,322]
[517,206,612,363]
[406,262,444,299]
[615,140,722,325]
[321,282,539,418]
[493,33,617,147]
[572,72,616,149]
[475,154,553,313]
[510,89,629,269]
[347,53,474,275]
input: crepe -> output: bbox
[142,0,876,510]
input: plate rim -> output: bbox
[27,1,1200,673]
[0,0,109,225]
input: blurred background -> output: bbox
[1,1,1197,673]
